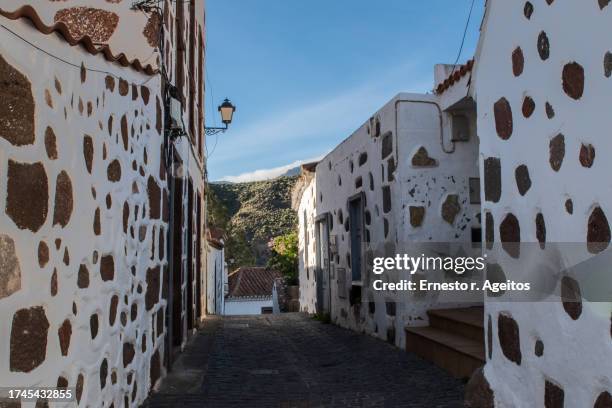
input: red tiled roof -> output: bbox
[0,5,157,75]
[226,267,282,299]
[207,227,225,249]
[435,59,474,94]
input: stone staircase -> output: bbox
[405,306,484,379]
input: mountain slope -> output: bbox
[208,176,298,268]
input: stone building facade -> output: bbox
[294,65,482,348]
[0,1,207,406]
[472,0,612,406]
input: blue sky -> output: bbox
[204,0,485,182]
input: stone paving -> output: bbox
[143,313,465,408]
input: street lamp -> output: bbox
[205,98,236,136]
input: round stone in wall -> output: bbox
[498,313,521,365]
[587,206,611,254]
[515,164,531,196]
[6,160,48,232]
[512,47,524,77]
[499,213,520,258]
[10,306,50,372]
[549,134,565,172]
[493,98,513,140]
[537,31,550,60]
[562,62,585,100]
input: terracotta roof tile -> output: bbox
[227,267,282,299]
[435,59,474,94]
[0,5,157,75]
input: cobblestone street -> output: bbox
[144,313,464,407]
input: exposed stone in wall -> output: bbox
[562,62,585,100]
[58,319,72,356]
[524,2,534,19]
[93,208,101,236]
[565,199,573,214]
[441,194,460,225]
[600,0,611,9]
[549,134,565,172]
[78,264,90,288]
[579,143,595,168]
[382,186,391,213]
[535,339,544,357]
[411,147,437,167]
[146,266,160,311]
[494,97,513,139]
[522,96,535,118]
[100,254,115,281]
[587,206,611,254]
[464,367,494,408]
[121,114,129,150]
[83,135,94,174]
[605,52,612,78]
[409,206,425,227]
[498,313,521,365]
[156,97,162,134]
[107,159,122,182]
[10,306,50,372]
[90,313,99,339]
[52,171,73,227]
[54,7,119,43]
[515,164,531,195]
[0,235,21,299]
[45,127,58,160]
[38,241,49,268]
[545,102,555,119]
[141,86,151,105]
[381,132,393,159]
[595,392,612,408]
[561,276,582,320]
[0,54,35,146]
[484,157,501,202]
[536,213,546,248]
[119,78,129,96]
[123,342,135,367]
[6,160,49,232]
[148,177,161,219]
[100,358,108,388]
[545,381,564,408]
[486,263,507,297]
[537,31,550,60]
[512,47,524,77]
[500,213,520,258]
[143,12,162,47]
[485,212,494,249]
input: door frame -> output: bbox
[347,192,365,285]
[315,213,332,314]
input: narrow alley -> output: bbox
[144,314,465,408]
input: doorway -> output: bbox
[348,194,364,283]
[315,214,331,314]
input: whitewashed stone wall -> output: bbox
[296,174,318,314]
[474,0,612,406]
[0,1,206,406]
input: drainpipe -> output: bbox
[393,99,455,166]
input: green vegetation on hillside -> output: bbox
[207,176,298,270]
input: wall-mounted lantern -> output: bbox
[206,98,236,136]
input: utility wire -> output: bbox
[0,23,158,86]
[449,0,476,76]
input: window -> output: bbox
[469,178,481,204]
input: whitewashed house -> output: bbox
[0,1,208,406]
[224,267,281,315]
[295,60,485,377]
[206,227,226,315]
[465,1,612,407]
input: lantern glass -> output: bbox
[218,99,235,125]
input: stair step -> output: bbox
[427,307,484,342]
[405,326,484,379]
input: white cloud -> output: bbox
[218,155,325,183]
